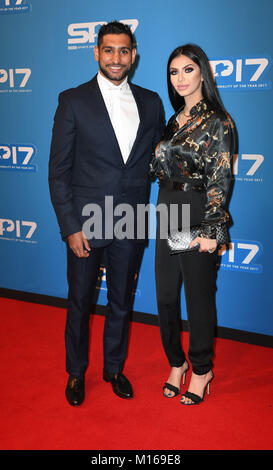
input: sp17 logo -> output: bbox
[0,0,31,13]
[0,68,31,92]
[233,153,264,182]
[219,240,263,274]
[67,19,139,49]
[0,219,37,243]
[0,144,37,171]
[209,56,271,91]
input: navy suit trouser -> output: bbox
[65,238,143,377]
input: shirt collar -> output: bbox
[97,71,128,92]
[189,98,208,116]
[173,99,208,132]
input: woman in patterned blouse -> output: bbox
[151,44,235,405]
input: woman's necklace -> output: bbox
[182,109,191,118]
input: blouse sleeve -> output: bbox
[200,113,235,244]
[149,115,177,180]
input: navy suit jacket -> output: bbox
[49,75,165,247]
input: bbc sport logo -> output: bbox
[67,19,139,50]
[210,56,272,91]
[0,68,32,93]
[233,153,264,183]
[0,144,37,172]
[218,239,263,274]
[0,0,31,14]
[0,218,37,244]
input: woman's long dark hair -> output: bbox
[167,44,225,112]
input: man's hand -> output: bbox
[68,231,91,258]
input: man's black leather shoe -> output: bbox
[65,375,85,406]
[103,370,133,399]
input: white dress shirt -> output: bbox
[97,72,140,163]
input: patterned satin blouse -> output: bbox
[150,99,235,241]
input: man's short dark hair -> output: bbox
[97,20,136,48]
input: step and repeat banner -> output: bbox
[0,0,272,336]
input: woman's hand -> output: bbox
[190,237,217,253]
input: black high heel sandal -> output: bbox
[163,361,189,398]
[180,371,213,405]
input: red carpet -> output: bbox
[0,297,272,451]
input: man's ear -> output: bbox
[94,46,99,62]
[131,47,137,64]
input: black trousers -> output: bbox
[155,235,218,375]
[65,238,143,377]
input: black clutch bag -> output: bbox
[167,226,201,255]
[167,225,228,255]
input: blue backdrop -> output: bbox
[0,0,272,336]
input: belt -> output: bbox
[172,181,205,192]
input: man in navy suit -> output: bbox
[49,21,165,406]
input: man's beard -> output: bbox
[99,64,130,82]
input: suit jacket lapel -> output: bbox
[87,76,146,167]
[88,76,124,163]
[125,83,145,166]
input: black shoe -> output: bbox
[180,371,214,405]
[103,370,133,399]
[163,360,189,398]
[65,375,85,407]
